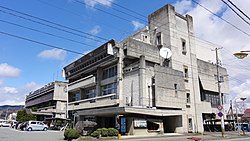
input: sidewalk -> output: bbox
[118,131,250,140]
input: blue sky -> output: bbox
[1,0,250,111]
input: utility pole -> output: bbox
[215,47,225,137]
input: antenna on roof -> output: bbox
[160,48,172,59]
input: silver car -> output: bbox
[25,121,48,131]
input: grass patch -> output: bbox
[240,134,249,136]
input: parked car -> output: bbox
[18,122,28,130]
[10,121,18,128]
[0,121,11,127]
[24,121,48,131]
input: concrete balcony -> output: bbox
[68,93,119,111]
[37,105,56,113]
[68,75,96,91]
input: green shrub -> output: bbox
[90,130,101,137]
[107,128,119,136]
[91,128,119,138]
[101,128,108,137]
[64,128,80,141]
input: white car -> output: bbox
[24,121,48,131]
[0,121,11,127]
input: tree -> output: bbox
[16,109,36,122]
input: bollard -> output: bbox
[117,134,121,139]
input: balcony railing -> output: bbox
[68,75,96,91]
[68,93,119,110]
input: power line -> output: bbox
[0,19,96,48]
[105,0,147,19]
[74,0,131,23]
[36,0,132,37]
[227,0,250,21]
[90,0,147,24]
[191,0,250,37]
[0,5,108,41]
[0,31,84,55]
[0,9,105,43]
[221,0,250,27]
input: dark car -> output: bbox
[15,121,23,129]
[18,122,28,131]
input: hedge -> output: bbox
[64,128,80,141]
[90,128,119,137]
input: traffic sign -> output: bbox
[217,105,223,111]
[218,112,223,117]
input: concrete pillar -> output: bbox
[127,117,134,135]
[117,46,124,106]
[139,55,146,107]
[159,121,164,134]
[96,68,102,96]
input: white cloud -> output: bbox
[0,63,21,77]
[0,87,18,94]
[131,20,145,31]
[173,0,250,108]
[90,25,101,35]
[0,80,3,85]
[174,0,193,15]
[38,49,67,60]
[84,0,113,8]
[0,82,43,106]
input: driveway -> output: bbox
[0,127,64,141]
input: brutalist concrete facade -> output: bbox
[63,4,229,135]
[25,81,68,120]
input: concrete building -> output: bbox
[63,4,229,135]
[25,81,67,121]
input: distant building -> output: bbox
[25,81,67,121]
[7,113,17,121]
[63,4,229,134]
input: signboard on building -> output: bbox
[134,119,147,128]
[120,117,126,133]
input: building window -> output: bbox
[184,66,188,80]
[174,83,178,97]
[102,65,117,80]
[188,118,193,132]
[141,34,148,41]
[186,93,191,103]
[73,92,81,101]
[204,93,220,107]
[156,32,162,46]
[85,88,96,99]
[102,82,117,96]
[219,76,224,82]
[181,38,187,55]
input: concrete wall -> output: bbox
[123,70,140,106]
[53,81,67,101]
[197,59,229,94]
[154,65,186,109]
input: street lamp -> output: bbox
[235,97,247,136]
[233,50,250,59]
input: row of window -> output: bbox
[102,82,117,96]
[69,52,109,75]
[70,82,117,102]
[102,66,117,80]
[204,93,220,107]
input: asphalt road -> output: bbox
[0,127,64,141]
[2,127,250,141]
